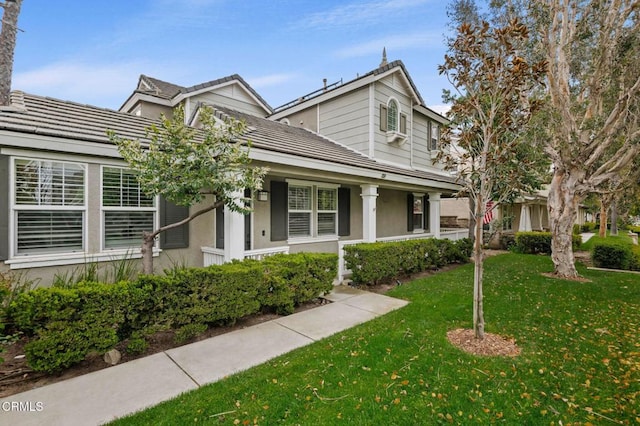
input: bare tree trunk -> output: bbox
[599,200,608,238]
[141,231,155,275]
[473,196,485,340]
[0,0,22,105]
[610,199,618,236]
[548,171,580,278]
[468,197,476,241]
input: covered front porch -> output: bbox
[200,175,467,282]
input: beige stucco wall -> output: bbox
[376,188,409,238]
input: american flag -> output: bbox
[483,200,494,225]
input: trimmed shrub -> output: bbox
[581,222,597,233]
[174,323,208,344]
[515,231,581,254]
[499,233,516,250]
[261,253,336,314]
[344,237,472,285]
[8,252,336,373]
[592,241,635,270]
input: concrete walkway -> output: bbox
[0,286,408,426]
[581,232,595,243]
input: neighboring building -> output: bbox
[0,57,465,285]
[441,186,591,248]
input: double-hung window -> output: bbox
[287,182,338,238]
[102,167,156,249]
[288,185,312,237]
[13,158,86,255]
[429,122,439,151]
[317,187,337,235]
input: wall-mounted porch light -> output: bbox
[257,190,269,202]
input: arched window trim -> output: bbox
[387,97,400,132]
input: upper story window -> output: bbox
[380,98,407,144]
[13,158,86,255]
[101,166,157,250]
[429,122,440,151]
[387,99,399,132]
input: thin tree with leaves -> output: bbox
[109,105,267,274]
[438,17,547,339]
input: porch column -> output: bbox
[360,184,378,242]
[224,190,245,261]
[429,192,441,238]
[519,205,532,232]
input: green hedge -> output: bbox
[344,238,472,285]
[592,240,640,271]
[7,253,336,373]
[514,231,581,254]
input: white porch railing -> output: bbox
[201,247,225,266]
[244,246,290,260]
[201,246,290,267]
[337,229,469,283]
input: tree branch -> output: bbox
[147,200,224,240]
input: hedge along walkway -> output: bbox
[0,286,408,426]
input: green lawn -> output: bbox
[580,232,633,252]
[111,254,640,425]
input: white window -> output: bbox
[287,182,338,238]
[429,122,439,151]
[387,99,399,132]
[413,195,424,231]
[102,167,156,249]
[13,158,86,255]
[317,187,337,235]
[288,185,312,237]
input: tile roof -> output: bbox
[272,60,425,114]
[0,91,458,187]
[0,91,156,144]
[130,74,273,113]
[213,105,458,185]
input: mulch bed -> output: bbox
[0,299,327,398]
[447,328,521,357]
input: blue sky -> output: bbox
[11,0,453,113]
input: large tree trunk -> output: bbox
[599,200,608,238]
[472,197,485,340]
[548,170,580,278]
[610,200,618,236]
[0,0,22,105]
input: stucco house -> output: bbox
[0,58,465,285]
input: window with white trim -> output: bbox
[13,158,86,255]
[429,122,439,151]
[387,99,399,132]
[102,167,156,249]
[287,183,338,238]
[288,185,312,237]
[413,195,424,231]
[317,187,337,235]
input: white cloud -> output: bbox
[428,104,451,116]
[13,61,153,108]
[334,31,442,58]
[299,0,431,29]
[247,73,297,88]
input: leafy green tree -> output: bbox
[438,16,547,339]
[109,105,267,274]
